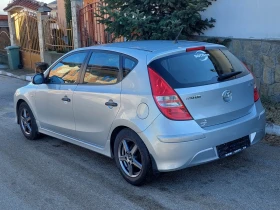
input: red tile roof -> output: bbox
[4,0,50,12]
[0,15,8,21]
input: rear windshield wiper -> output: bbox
[218,71,242,81]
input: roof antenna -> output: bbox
[174,27,184,44]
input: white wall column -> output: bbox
[71,0,82,49]
[37,12,48,62]
[7,11,16,46]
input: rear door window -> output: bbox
[83,52,120,85]
[148,49,249,88]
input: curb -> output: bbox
[0,70,32,82]
[265,123,280,136]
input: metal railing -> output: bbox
[0,30,10,64]
[0,30,10,51]
[43,16,74,53]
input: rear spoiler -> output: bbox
[147,44,227,64]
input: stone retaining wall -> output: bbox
[228,39,280,102]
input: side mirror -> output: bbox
[32,73,45,85]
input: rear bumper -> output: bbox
[138,101,266,172]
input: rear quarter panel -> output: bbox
[110,53,161,135]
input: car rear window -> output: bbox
[148,49,249,88]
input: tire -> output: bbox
[18,102,40,140]
[114,128,152,186]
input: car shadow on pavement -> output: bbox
[20,135,280,209]
[35,134,256,186]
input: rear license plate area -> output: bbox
[216,136,250,158]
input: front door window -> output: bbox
[48,52,88,84]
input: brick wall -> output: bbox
[57,0,66,25]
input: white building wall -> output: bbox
[201,0,280,40]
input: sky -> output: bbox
[0,0,53,14]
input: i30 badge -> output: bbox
[222,90,232,102]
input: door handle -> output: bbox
[105,99,118,107]
[62,96,71,102]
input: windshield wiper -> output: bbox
[218,71,242,81]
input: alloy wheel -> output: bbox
[118,139,143,178]
[20,108,32,135]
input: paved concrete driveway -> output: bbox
[0,75,279,210]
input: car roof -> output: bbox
[74,40,225,64]
[80,40,223,53]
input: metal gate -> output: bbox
[0,29,10,64]
[79,2,124,47]
[14,11,40,69]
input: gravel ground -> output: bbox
[263,134,280,146]
[262,99,280,125]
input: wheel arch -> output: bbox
[110,126,129,157]
[15,98,37,124]
[109,125,159,173]
[16,99,27,124]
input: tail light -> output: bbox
[243,63,260,102]
[253,83,260,102]
[148,67,192,121]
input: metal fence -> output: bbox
[79,2,124,47]
[13,11,41,69]
[14,11,40,54]
[0,29,10,64]
[43,16,74,53]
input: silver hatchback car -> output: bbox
[14,41,266,185]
